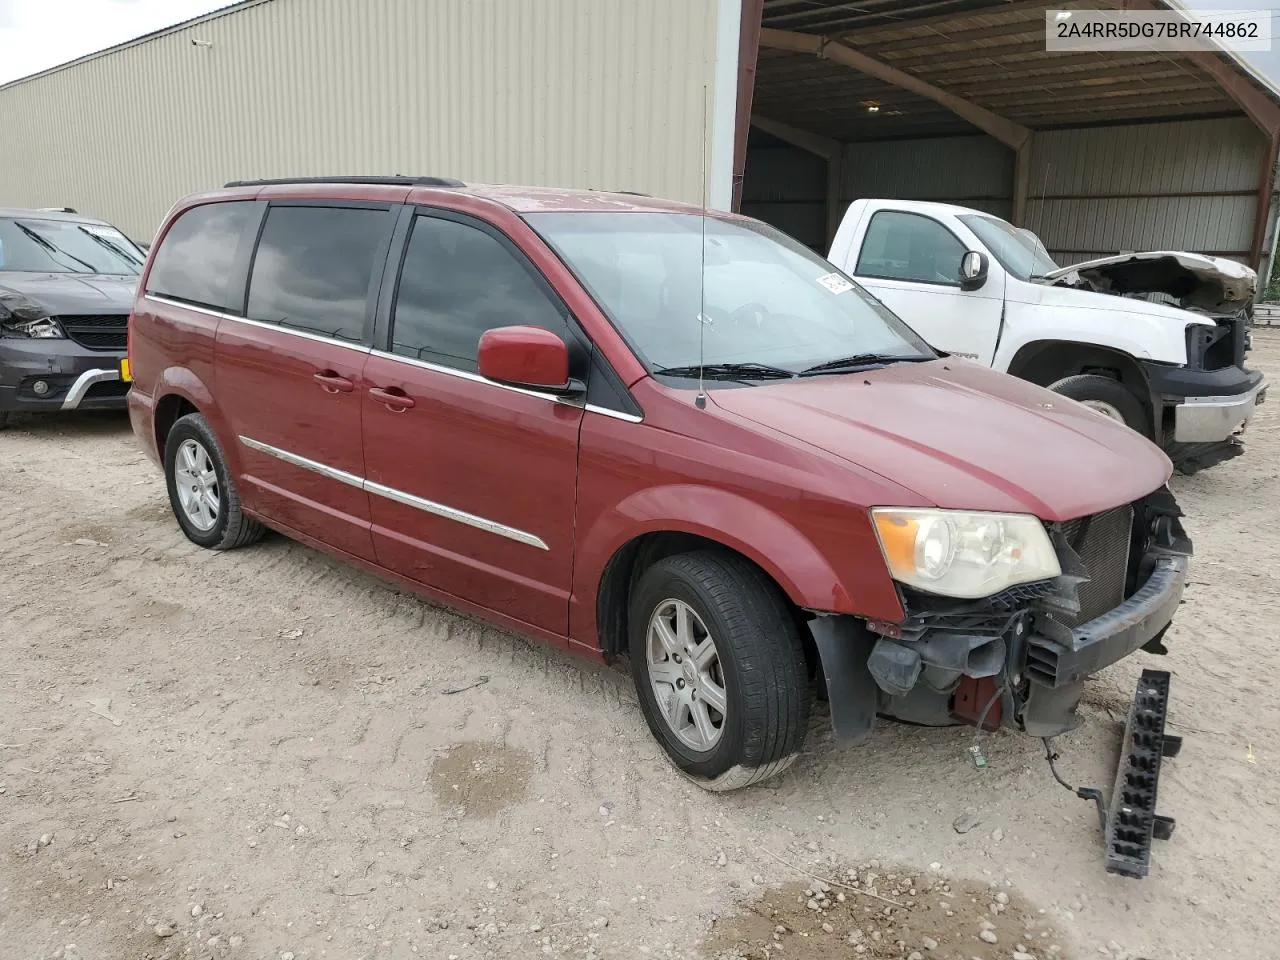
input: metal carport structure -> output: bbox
[734,0,1280,276]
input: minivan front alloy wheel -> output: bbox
[646,599,728,751]
[630,551,810,791]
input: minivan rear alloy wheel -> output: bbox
[164,413,266,550]
[629,551,810,791]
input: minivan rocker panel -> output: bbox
[127,179,1191,793]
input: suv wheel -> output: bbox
[1049,374,1150,437]
[164,413,265,550]
[629,551,810,791]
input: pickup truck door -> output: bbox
[842,208,1005,365]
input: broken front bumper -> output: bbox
[809,488,1192,743]
[1021,552,1187,737]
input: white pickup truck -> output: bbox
[828,199,1267,473]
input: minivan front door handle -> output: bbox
[313,370,355,394]
[369,386,415,412]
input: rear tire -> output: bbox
[164,413,265,550]
[1048,374,1150,437]
[629,551,810,791]
[0,412,9,431]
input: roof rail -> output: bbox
[589,188,652,198]
[222,175,465,188]
[38,206,78,213]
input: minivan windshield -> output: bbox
[0,217,145,276]
[527,212,934,378]
[958,214,1059,282]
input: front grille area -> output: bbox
[1059,505,1134,626]
[1188,315,1247,371]
[59,314,128,351]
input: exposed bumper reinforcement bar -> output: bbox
[61,368,121,410]
[1105,669,1180,878]
[1026,553,1188,691]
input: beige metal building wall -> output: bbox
[0,0,723,241]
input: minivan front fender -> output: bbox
[570,483,904,652]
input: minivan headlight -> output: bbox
[1,316,65,339]
[871,508,1060,599]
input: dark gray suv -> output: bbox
[0,207,143,428]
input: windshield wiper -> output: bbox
[799,353,933,376]
[76,226,143,271]
[653,362,797,382]
[13,222,99,274]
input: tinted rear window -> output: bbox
[245,205,391,343]
[146,202,260,311]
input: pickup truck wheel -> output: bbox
[1048,374,1150,437]
[629,551,810,791]
[164,413,265,550]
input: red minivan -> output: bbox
[127,176,1191,793]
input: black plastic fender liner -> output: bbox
[808,616,879,742]
[1106,668,1180,878]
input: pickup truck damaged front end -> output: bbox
[809,487,1192,741]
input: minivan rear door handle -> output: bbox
[369,386,415,411]
[313,370,355,393]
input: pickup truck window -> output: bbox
[855,211,965,286]
[529,211,932,376]
[958,214,1059,282]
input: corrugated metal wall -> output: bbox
[0,0,719,241]
[1025,117,1266,266]
[740,146,827,249]
[741,134,1013,251]
[838,135,1015,222]
[742,118,1265,272]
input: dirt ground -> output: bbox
[3,334,1279,960]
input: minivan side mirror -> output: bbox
[959,250,989,290]
[477,325,583,395]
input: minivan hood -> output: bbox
[710,360,1170,521]
[1040,251,1255,315]
[0,271,136,318]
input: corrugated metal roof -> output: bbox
[757,0,1276,140]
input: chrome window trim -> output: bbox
[144,296,644,421]
[369,349,644,422]
[238,435,550,551]
[586,404,643,423]
[144,295,372,354]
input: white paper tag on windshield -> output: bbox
[816,272,854,295]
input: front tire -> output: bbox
[1048,374,1151,437]
[164,413,264,550]
[629,551,810,791]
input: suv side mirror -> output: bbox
[959,250,989,290]
[477,325,584,395]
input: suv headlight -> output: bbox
[1,316,65,339]
[872,508,1060,599]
